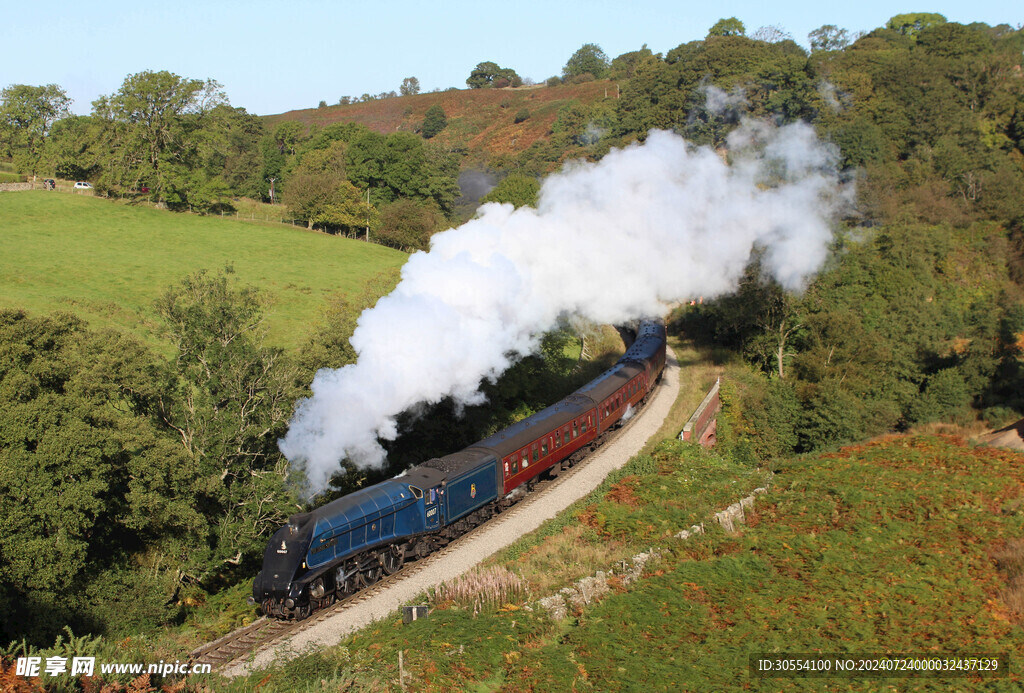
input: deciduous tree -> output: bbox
[886,12,947,38]
[93,70,227,203]
[708,17,746,37]
[154,268,298,577]
[479,173,540,209]
[563,43,610,80]
[0,83,72,175]
[0,310,200,644]
[751,25,792,43]
[809,24,852,52]
[400,77,421,96]
[466,62,521,88]
[345,131,459,214]
[377,198,444,250]
[609,45,655,79]
[40,114,104,181]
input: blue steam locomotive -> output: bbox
[253,320,667,619]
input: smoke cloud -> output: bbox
[701,84,747,119]
[281,122,850,492]
[456,169,498,206]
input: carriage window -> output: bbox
[581,418,587,433]
[563,428,570,444]
[512,454,519,473]
[522,449,529,467]
[532,445,539,462]
[504,461,510,477]
[541,441,548,456]
[554,432,561,448]
[573,422,578,439]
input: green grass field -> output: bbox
[0,192,408,349]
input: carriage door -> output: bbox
[425,486,443,530]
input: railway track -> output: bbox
[190,380,662,672]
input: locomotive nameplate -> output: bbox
[311,537,337,555]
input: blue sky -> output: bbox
[2,0,1020,117]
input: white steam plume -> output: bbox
[281,123,850,492]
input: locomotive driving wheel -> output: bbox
[380,544,405,575]
[336,563,358,595]
[358,563,382,587]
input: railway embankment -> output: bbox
[209,357,1024,691]
[221,345,684,676]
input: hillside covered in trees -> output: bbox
[1,10,1023,678]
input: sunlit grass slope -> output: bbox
[228,435,1024,691]
[0,192,408,349]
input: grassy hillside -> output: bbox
[224,434,1024,691]
[264,81,615,161]
[0,191,408,349]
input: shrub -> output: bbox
[421,104,447,139]
[568,72,596,84]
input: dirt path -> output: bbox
[225,347,681,677]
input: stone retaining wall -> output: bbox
[536,484,770,621]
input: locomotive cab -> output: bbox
[403,467,448,531]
